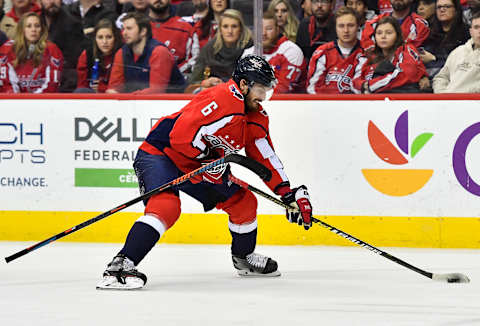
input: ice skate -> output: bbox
[96,254,147,290]
[232,252,281,277]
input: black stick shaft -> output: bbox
[5,156,230,263]
[228,175,433,280]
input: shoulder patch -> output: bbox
[407,45,419,62]
[229,84,244,101]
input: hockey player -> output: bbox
[353,16,426,93]
[306,6,366,94]
[97,55,314,290]
[0,12,63,93]
[242,12,306,93]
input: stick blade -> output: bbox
[432,273,470,283]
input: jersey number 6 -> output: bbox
[201,101,218,116]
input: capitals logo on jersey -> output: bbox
[325,64,353,92]
[202,134,240,179]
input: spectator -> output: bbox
[107,12,185,93]
[361,0,430,51]
[148,0,195,73]
[40,0,87,92]
[243,11,306,93]
[417,0,436,24]
[421,0,469,79]
[116,0,149,27]
[433,11,480,92]
[353,16,426,93]
[192,0,230,50]
[296,0,337,63]
[188,9,251,92]
[267,0,299,42]
[181,0,208,25]
[298,0,313,20]
[68,0,118,39]
[463,0,480,26]
[307,6,366,93]
[1,0,41,39]
[76,18,122,92]
[6,0,41,21]
[0,12,63,92]
[345,0,377,38]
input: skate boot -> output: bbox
[232,252,281,277]
[96,254,147,290]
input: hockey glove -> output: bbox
[281,185,313,230]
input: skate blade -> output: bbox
[96,276,145,290]
[237,270,281,277]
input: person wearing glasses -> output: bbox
[433,11,480,92]
[296,0,337,63]
[420,0,469,79]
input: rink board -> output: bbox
[1,94,480,247]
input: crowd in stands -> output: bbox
[0,0,479,94]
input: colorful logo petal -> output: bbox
[368,121,408,165]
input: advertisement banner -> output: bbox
[1,98,479,246]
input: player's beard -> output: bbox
[149,3,169,15]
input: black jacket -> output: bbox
[42,6,88,92]
[68,1,118,39]
[296,15,336,63]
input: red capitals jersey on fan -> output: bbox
[0,41,63,93]
[243,36,306,93]
[151,16,194,72]
[139,80,289,192]
[306,41,366,94]
[361,12,430,51]
[352,44,426,93]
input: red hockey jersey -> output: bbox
[306,41,366,94]
[352,44,426,93]
[192,19,217,50]
[361,12,430,51]
[139,79,290,193]
[0,40,63,93]
[243,36,306,94]
[151,16,194,72]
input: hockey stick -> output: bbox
[5,154,272,263]
[228,175,470,283]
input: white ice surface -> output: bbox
[1,242,479,326]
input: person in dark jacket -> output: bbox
[68,0,118,39]
[40,0,88,92]
[420,0,469,79]
[296,0,337,63]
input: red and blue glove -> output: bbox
[280,185,313,230]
